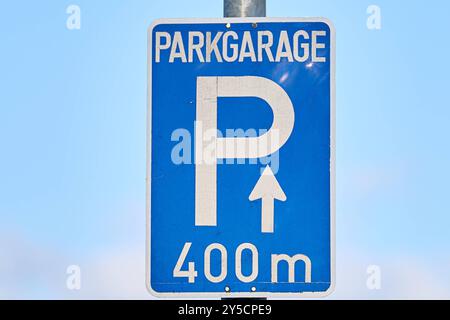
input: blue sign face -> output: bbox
[147,18,335,298]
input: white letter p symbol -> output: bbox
[195,76,295,226]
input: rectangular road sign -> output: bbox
[147,18,335,298]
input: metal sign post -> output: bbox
[224,0,266,17]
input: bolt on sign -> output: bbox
[147,18,335,298]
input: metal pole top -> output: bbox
[224,0,266,18]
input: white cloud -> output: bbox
[77,246,150,299]
[331,250,450,299]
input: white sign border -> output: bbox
[146,17,336,299]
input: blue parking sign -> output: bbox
[147,18,335,298]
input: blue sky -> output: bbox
[0,0,450,299]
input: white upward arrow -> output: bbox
[249,166,287,233]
